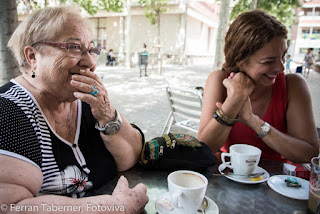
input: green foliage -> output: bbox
[230,0,300,30]
[138,0,169,25]
[17,0,124,15]
[73,0,124,15]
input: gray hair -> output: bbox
[8,5,92,69]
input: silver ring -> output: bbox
[91,87,98,96]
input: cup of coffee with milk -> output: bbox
[221,144,262,175]
[167,170,208,214]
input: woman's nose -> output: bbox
[79,52,96,70]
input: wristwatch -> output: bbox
[95,109,122,135]
[258,121,270,138]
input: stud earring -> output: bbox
[31,70,35,78]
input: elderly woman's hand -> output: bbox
[71,69,115,124]
[112,176,149,213]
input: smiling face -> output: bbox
[239,36,287,87]
[34,18,96,101]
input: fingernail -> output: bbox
[73,92,80,97]
[80,69,85,73]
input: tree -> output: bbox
[213,0,231,71]
[0,0,20,86]
[138,0,168,45]
[67,0,124,15]
[17,0,124,15]
[138,0,168,74]
[230,0,300,31]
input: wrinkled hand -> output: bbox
[222,72,254,104]
[71,69,115,124]
[112,176,149,214]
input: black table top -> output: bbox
[89,159,308,214]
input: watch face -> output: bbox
[105,123,121,135]
[262,126,268,132]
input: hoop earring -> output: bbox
[31,70,35,78]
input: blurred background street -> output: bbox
[96,64,320,141]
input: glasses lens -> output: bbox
[67,43,82,58]
[89,48,101,57]
[67,43,100,59]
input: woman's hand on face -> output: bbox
[112,176,149,213]
[71,69,115,123]
[222,72,255,103]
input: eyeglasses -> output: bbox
[32,41,101,59]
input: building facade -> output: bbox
[89,0,220,66]
[290,0,320,60]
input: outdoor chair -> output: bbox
[161,87,203,135]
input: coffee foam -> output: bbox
[173,173,206,188]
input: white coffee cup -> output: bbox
[221,144,261,175]
[167,170,208,214]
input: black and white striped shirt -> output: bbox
[0,80,117,198]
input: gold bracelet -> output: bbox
[213,112,234,127]
[216,108,238,125]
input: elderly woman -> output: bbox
[0,6,148,213]
[198,10,319,163]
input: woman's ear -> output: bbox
[24,46,37,69]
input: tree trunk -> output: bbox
[157,12,162,75]
[0,0,19,86]
[213,0,231,71]
[125,0,131,68]
[182,3,188,67]
[157,11,160,45]
[118,16,124,62]
[251,0,258,10]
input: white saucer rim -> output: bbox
[267,175,309,200]
[218,163,270,184]
[155,192,219,214]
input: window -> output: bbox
[313,28,320,34]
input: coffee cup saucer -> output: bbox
[155,192,219,214]
[218,163,270,184]
[267,175,309,200]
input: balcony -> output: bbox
[301,33,320,39]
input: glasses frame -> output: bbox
[31,41,101,59]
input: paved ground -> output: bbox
[96,64,320,141]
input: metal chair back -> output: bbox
[161,87,202,135]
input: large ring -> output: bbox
[91,86,98,96]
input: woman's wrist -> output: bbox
[97,107,116,127]
[220,97,244,119]
[246,114,263,132]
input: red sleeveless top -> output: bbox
[221,72,288,162]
